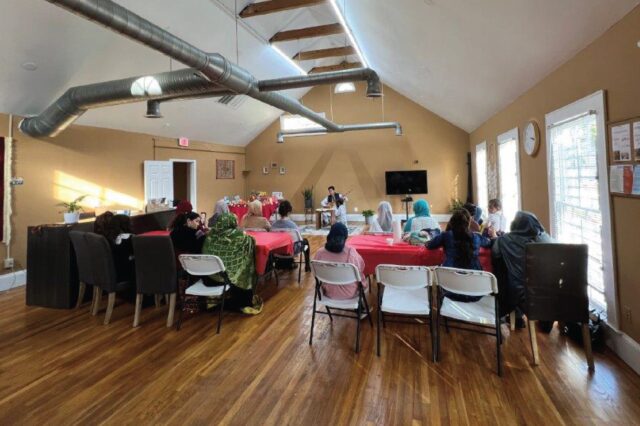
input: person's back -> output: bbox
[409,216,440,233]
[369,201,393,233]
[428,210,490,270]
[272,217,297,230]
[170,212,205,254]
[242,200,271,230]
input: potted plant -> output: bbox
[362,209,375,225]
[448,198,465,213]
[301,186,313,209]
[58,195,87,224]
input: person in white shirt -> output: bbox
[368,201,393,233]
[487,198,508,234]
[334,197,348,225]
[320,185,348,225]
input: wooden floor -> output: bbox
[1,236,639,425]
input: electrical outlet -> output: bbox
[3,258,14,269]
[623,306,632,324]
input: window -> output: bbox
[475,142,488,212]
[545,91,616,324]
[497,128,521,225]
[280,113,327,133]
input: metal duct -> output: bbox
[277,122,402,143]
[258,68,382,97]
[20,68,216,137]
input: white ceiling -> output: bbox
[1,0,638,145]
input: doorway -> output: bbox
[170,159,197,210]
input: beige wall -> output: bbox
[0,114,245,270]
[246,82,470,215]
[470,6,640,342]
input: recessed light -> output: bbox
[21,62,38,71]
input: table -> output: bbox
[139,230,293,275]
[228,203,279,225]
[347,234,492,276]
[315,208,335,229]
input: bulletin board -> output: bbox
[607,117,640,199]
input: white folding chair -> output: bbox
[310,260,373,353]
[178,254,230,334]
[375,265,434,359]
[434,267,502,376]
[271,228,307,284]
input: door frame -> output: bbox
[544,90,618,328]
[170,159,197,211]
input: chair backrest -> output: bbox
[271,228,302,243]
[132,236,177,294]
[311,260,361,286]
[376,265,431,290]
[69,231,93,285]
[434,267,497,296]
[84,232,118,291]
[179,254,226,276]
[525,243,589,322]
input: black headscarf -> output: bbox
[325,222,349,253]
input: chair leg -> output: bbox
[104,292,116,325]
[362,292,373,327]
[377,293,382,357]
[309,285,318,345]
[92,287,102,316]
[216,285,227,334]
[76,282,86,309]
[166,293,176,328]
[325,306,333,322]
[581,323,595,372]
[154,294,161,308]
[510,311,516,331]
[355,302,362,353]
[297,253,303,284]
[528,319,540,366]
[133,293,143,327]
[495,297,503,377]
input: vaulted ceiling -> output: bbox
[1,0,638,146]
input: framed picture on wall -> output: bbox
[262,166,269,175]
[216,159,235,179]
[279,166,286,175]
[271,162,278,169]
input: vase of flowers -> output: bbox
[58,195,87,224]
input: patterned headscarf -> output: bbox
[202,213,256,290]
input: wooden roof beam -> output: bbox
[269,23,344,43]
[293,45,355,61]
[240,0,327,18]
[309,61,362,74]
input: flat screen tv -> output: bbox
[385,170,428,195]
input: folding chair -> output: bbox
[309,260,372,353]
[434,267,502,376]
[375,265,434,360]
[271,228,307,284]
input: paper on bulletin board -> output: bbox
[633,121,640,160]
[610,165,633,194]
[611,123,632,162]
[633,166,640,195]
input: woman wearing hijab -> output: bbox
[403,199,440,233]
[492,211,553,319]
[202,213,262,312]
[313,223,367,300]
[241,200,271,230]
[208,199,229,228]
[368,201,393,233]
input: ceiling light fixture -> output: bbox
[272,44,307,75]
[328,0,368,68]
[334,81,356,94]
[21,61,38,71]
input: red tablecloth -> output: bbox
[229,203,279,225]
[139,230,293,276]
[347,235,492,276]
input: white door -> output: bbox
[545,90,617,327]
[144,160,173,206]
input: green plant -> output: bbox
[362,209,375,218]
[448,198,465,213]
[301,186,313,200]
[58,195,87,213]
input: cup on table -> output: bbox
[386,238,394,246]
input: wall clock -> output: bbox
[523,121,540,156]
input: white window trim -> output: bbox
[544,90,618,329]
[497,127,522,210]
[475,141,488,208]
[170,158,198,212]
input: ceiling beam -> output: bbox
[269,23,344,43]
[240,0,327,18]
[309,61,362,74]
[293,46,355,61]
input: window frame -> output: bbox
[475,141,489,211]
[497,127,522,219]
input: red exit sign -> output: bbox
[178,137,189,147]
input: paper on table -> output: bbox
[633,166,640,195]
[633,122,640,160]
[611,124,632,162]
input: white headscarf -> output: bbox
[376,201,393,232]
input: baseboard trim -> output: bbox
[604,323,640,375]
[0,269,26,292]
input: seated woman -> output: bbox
[168,200,193,231]
[208,199,229,228]
[272,200,311,272]
[94,211,135,283]
[368,201,393,233]
[313,223,367,300]
[241,200,271,231]
[202,213,262,313]
[170,211,206,255]
[403,199,439,233]
[492,211,553,323]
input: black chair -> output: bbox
[84,233,132,325]
[271,228,306,284]
[525,243,594,371]
[132,236,178,328]
[69,231,93,310]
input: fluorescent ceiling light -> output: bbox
[329,0,368,68]
[272,44,307,75]
[334,82,356,94]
